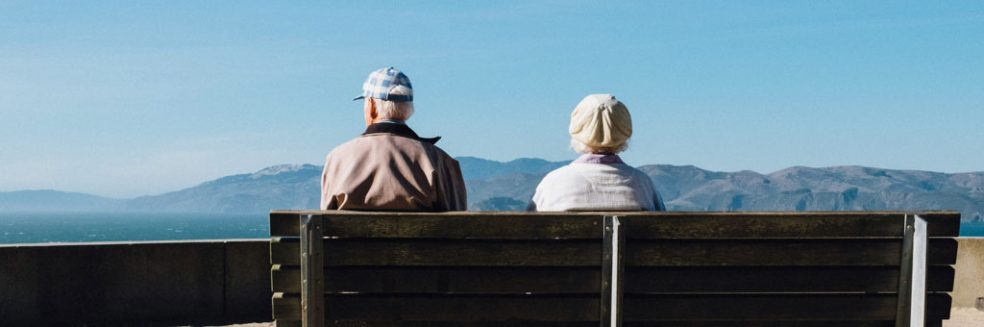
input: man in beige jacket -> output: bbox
[320,67,467,211]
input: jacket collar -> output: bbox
[362,123,441,144]
[573,153,624,164]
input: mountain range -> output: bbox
[2,157,982,222]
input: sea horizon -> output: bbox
[0,212,267,244]
[1,211,982,245]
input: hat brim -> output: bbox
[352,96,365,101]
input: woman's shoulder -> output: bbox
[540,163,584,182]
[612,164,657,187]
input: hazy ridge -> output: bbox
[2,157,982,222]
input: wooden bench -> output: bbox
[269,211,960,327]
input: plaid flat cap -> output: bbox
[353,67,413,102]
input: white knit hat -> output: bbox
[569,94,632,149]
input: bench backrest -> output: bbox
[269,211,960,327]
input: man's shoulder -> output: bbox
[426,142,456,160]
[326,134,457,162]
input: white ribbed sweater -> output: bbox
[531,161,664,211]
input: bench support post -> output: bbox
[896,214,928,327]
[601,216,624,327]
[300,214,325,327]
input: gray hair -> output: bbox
[375,99,415,121]
[570,138,629,154]
[374,84,414,121]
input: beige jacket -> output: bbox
[320,123,467,211]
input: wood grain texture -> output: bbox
[270,236,299,266]
[620,213,960,239]
[326,295,600,322]
[272,294,950,325]
[276,320,301,327]
[273,238,957,267]
[323,239,602,267]
[622,266,955,293]
[302,319,945,326]
[620,321,942,327]
[309,321,940,327]
[273,292,300,321]
[322,215,603,239]
[271,264,300,293]
[274,266,601,294]
[273,239,602,267]
[624,239,958,266]
[271,212,301,237]
[271,266,955,295]
[269,211,960,238]
[322,323,598,327]
[621,294,951,321]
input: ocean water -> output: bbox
[1,212,983,244]
[961,222,984,237]
[0,212,268,244]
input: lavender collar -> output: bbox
[574,154,624,165]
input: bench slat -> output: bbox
[324,240,602,267]
[624,266,955,293]
[622,294,951,321]
[325,323,598,327]
[273,238,957,267]
[272,239,603,267]
[322,215,602,239]
[271,294,950,323]
[620,212,960,239]
[272,292,300,321]
[290,323,940,327]
[620,321,942,327]
[626,239,958,266]
[271,212,603,239]
[302,321,939,327]
[270,212,961,238]
[269,237,297,266]
[276,294,600,322]
[273,266,601,294]
[271,266,954,295]
[270,212,301,238]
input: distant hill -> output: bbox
[640,165,984,222]
[456,157,567,180]
[0,190,122,212]
[2,158,982,222]
[125,164,322,214]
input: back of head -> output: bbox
[569,94,632,153]
[358,67,416,120]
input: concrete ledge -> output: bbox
[0,239,271,326]
[953,237,984,308]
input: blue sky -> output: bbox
[1,1,983,198]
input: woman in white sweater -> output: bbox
[530,94,666,211]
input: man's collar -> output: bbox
[573,153,624,164]
[376,119,406,125]
[363,123,441,144]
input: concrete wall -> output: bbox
[952,237,984,309]
[0,239,271,326]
